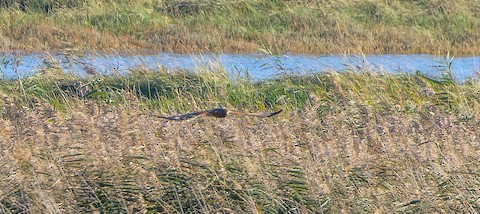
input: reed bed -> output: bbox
[0,61,479,213]
[1,0,480,55]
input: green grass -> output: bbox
[3,66,476,117]
[1,0,480,54]
[2,56,478,118]
[0,60,478,213]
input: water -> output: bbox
[0,52,479,81]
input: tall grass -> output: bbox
[1,0,480,54]
[0,62,478,213]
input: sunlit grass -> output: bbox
[0,61,479,212]
[1,0,480,54]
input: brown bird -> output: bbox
[157,108,282,121]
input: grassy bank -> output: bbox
[0,64,479,213]
[1,0,480,55]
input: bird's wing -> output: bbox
[157,110,211,120]
[228,109,283,118]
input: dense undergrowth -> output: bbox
[1,0,480,55]
[0,63,479,213]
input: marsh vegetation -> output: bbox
[0,59,479,212]
[0,0,479,213]
[1,0,480,55]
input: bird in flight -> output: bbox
[157,108,282,121]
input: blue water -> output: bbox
[0,52,479,81]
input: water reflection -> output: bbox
[0,52,478,81]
